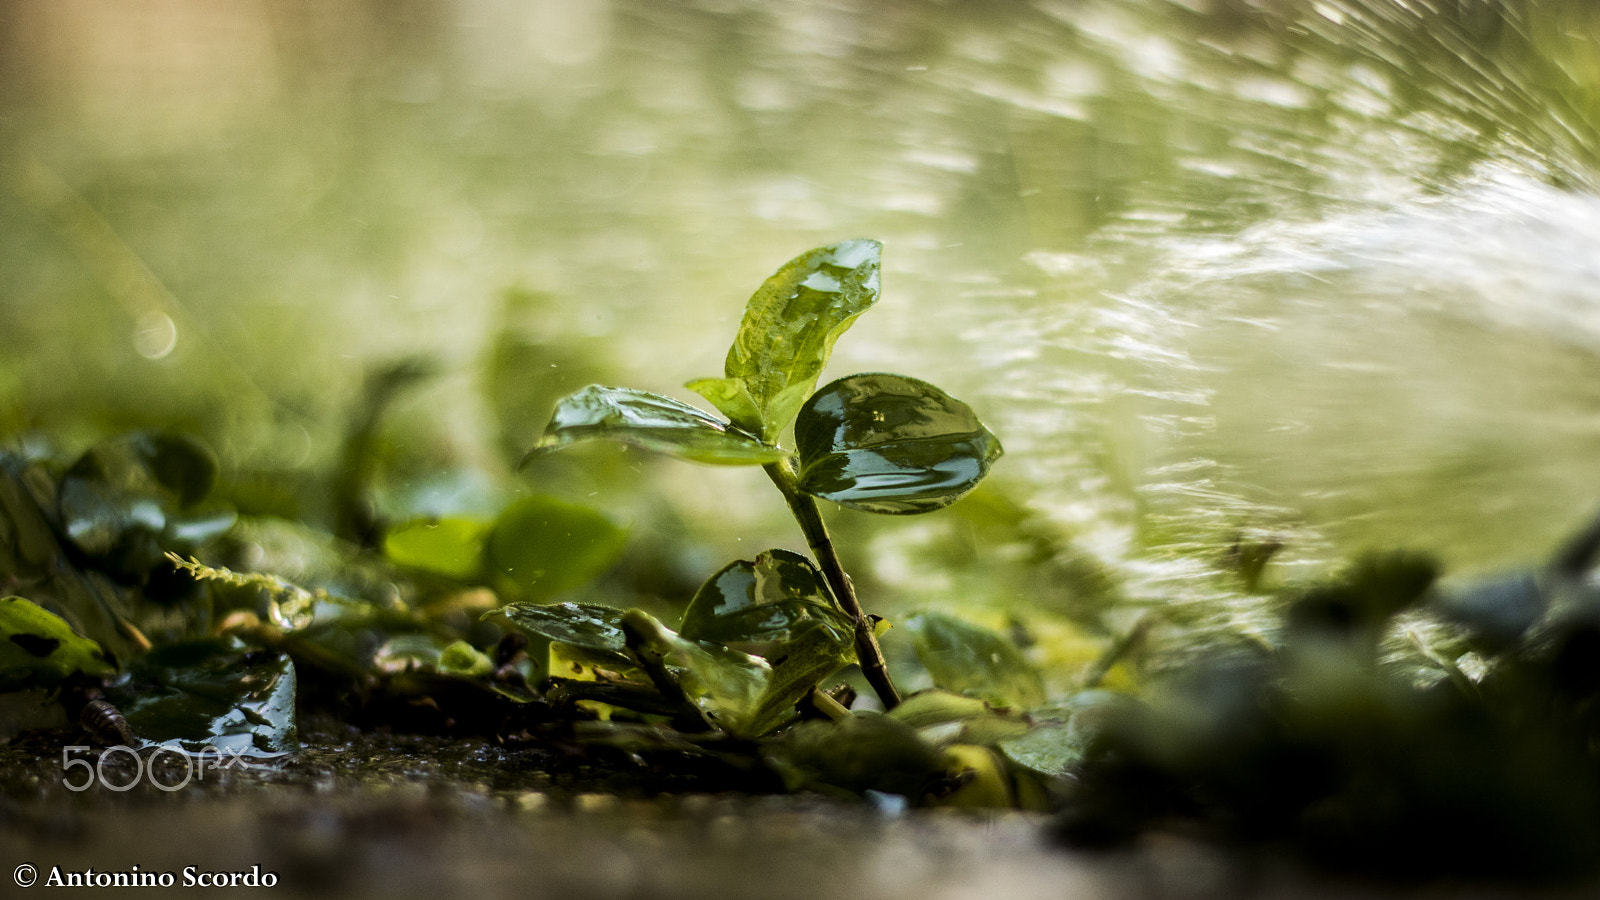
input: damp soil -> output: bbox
[2,720,1595,900]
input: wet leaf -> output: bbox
[482,291,613,461]
[956,711,1033,747]
[622,608,773,735]
[746,621,855,733]
[688,239,882,443]
[164,507,237,547]
[794,373,1002,514]
[106,639,297,756]
[384,517,488,580]
[57,432,235,581]
[57,474,165,574]
[1287,551,1439,646]
[332,357,436,547]
[0,595,117,689]
[0,456,65,570]
[679,549,849,647]
[497,601,633,668]
[484,496,627,599]
[997,722,1090,781]
[136,433,220,505]
[528,385,787,466]
[904,611,1046,709]
[678,550,856,733]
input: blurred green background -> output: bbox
[4,0,1600,659]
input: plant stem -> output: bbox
[765,460,901,710]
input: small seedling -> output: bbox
[525,240,1003,710]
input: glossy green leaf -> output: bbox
[484,495,627,598]
[903,611,1046,709]
[497,601,633,668]
[932,744,1015,808]
[688,239,882,442]
[164,507,238,547]
[678,550,856,734]
[679,549,849,647]
[1434,571,1545,650]
[622,608,773,735]
[528,385,787,466]
[746,621,856,733]
[0,595,117,689]
[794,373,1002,514]
[888,689,1030,748]
[383,517,488,580]
[57,473,164,574]
[106,639,297,756]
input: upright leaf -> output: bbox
[795,373,1003,514]
[688,240,882,442]
[528,385,787,466]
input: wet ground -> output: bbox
[4,722,1597,899]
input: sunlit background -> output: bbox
[5,0,1600,667]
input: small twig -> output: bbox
[796,685,853,722]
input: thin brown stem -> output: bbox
[764,460,901,709]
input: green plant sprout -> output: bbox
[524,240,1003,711]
